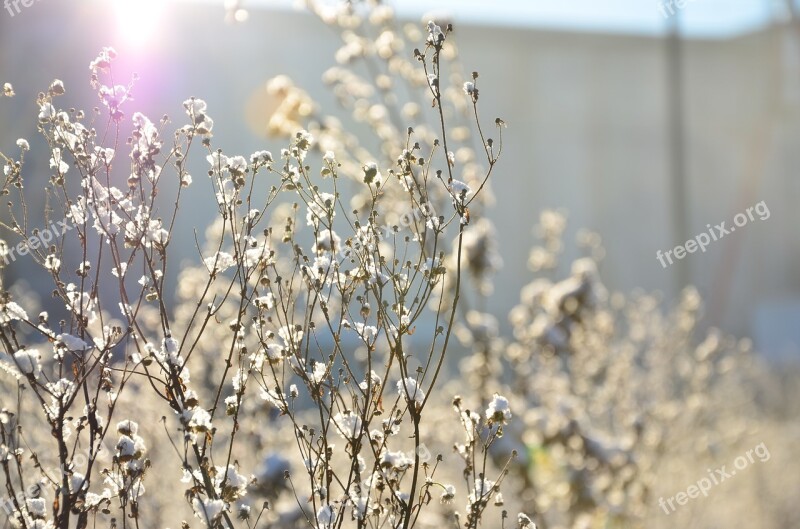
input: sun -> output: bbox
[111,0,167,50]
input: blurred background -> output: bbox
[1,0,799,362]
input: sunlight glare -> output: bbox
[112,0,167,50]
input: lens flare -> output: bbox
[112,0,166,50]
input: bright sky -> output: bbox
[225,0,795,38]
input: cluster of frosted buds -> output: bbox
[114,420,147,470]
[13,348,41,378]
[372,448,414,490]
[448,179,472,206]
[7,496,56,529]
[88,47,131,120]
[440,484,456,504]
[518,512,536,529]
[293,129,313,162]
[426,20,445,46]
[332,410,364,442]
[103,420,148,505]
[397,378,426,409]
[192,497,227,527]
[463,72,480,103]
[362,161,382,186]
[316,504,338,529]
[130,112,162,185]
[485,394,512,425]
[180,396,213,444]
[188,464,250,503]
[447,178,472,223]
[466,477,499,525]
[89,46,116,78]
[151,337,191,380]
[183,97,214,136]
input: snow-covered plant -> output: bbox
[0,6,518,529]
